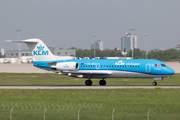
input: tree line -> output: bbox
[69,47,180,61]
[126,48,180,61]
[69,47,123,58]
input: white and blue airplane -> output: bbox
[7,38,175,86]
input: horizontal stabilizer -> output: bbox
[5,39,40,43]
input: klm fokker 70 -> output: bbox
[7,38,174,86]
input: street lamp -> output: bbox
[16,29,21,62]
[144,33,148,59]
[130,29,135,35]
[93,34,96,58]
[41,35,43,40]
[130,29,135,59]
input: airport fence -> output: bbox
[0,102,112,120]
[0,102,152,120]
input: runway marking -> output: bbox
[0,86,180,89]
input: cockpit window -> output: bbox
[155,64,161,67]
[161,64,166,67]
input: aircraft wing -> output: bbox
[63,70,112,75]
[62,70,112,75]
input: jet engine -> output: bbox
[51,62,79,71]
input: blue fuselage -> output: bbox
[33,59,174,79]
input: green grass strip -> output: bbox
[0,73,179,86]
[0,89,180,119]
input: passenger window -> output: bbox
[107,65,108,67]
[109,65,111,67]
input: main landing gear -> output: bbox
[85,80,92,86]
[99,79,106,86]
[152,81,157,86]
[85,79,106,86]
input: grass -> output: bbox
[0,89,180,119]
[0,73,180,86]
[0,73,180,119]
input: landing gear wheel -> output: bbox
[85,80,92,86]
[99,80,106,86]
[152,82,157,86]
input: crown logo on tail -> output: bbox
[37,45,45,51]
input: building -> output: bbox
[175,44,180,51]
[91,40,103,51]
[49,48,76,57]
[5,48,76,58]
[5,50,31,58]
[121,32,137,53]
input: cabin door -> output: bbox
[96,63,100,69]
[146,64,151,73]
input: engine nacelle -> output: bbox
[51,62,79,71]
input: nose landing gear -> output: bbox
[152,81,157,86]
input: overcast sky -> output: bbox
[0,0,180,51]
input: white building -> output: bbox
[91,40,103,51]
[121,32,137,53]
[175,44,180,51]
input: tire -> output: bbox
[99,80,106,86]
[152,82,157,86]
[85,80,92,86]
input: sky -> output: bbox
[0,0,180,52]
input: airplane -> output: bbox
[7,38,175,86]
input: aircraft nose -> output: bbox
[168,68,175,75]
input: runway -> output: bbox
[0,85,180,89]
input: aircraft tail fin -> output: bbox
[6,38,56,61]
